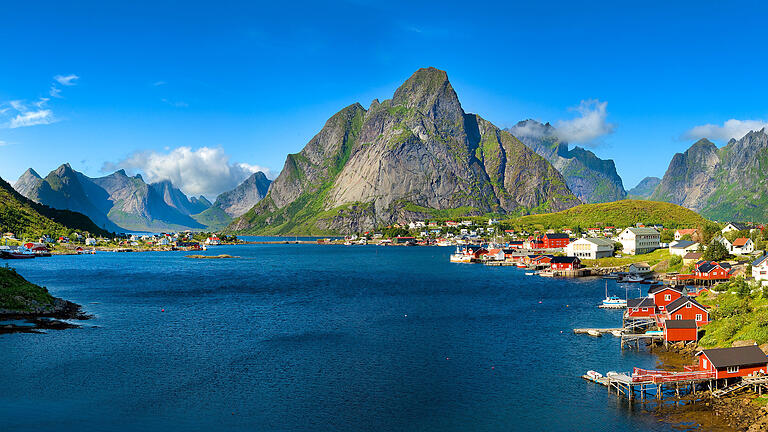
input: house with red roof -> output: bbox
[730,237,754,255]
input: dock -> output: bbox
[573,328,622,336]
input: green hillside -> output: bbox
[0,266,55,312]
[509,199,713,230]
[0,175,110,239]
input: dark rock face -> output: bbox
[507,119,626,203]
[14,165,207,232]
[627,176,662,199]
[652,130,768,221]
[212,172,271,217]
[231,67,579,234]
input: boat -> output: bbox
[449,246,473,263]
[586,370,604,380]
[525,272,535,276]
[599,280,628,309]
[620,275,644,283]
[516,263,527,268]
[610,330,623,337]
[0,250,36,259]
[602,273,620,280]
[587,330,602,337]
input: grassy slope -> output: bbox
[0,176,110,239]
[192,206,234,231]
[698,285,768,348]
[582,248,672,268]
[508,199,712,230]
[0,266,54,312]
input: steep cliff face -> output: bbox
[15,166,207,232]
[627,176,661,199]
[506,120,626,203]
[231,68,579,234]
[213,172,271,217]
[12,168,44,199]
[652,131,768,221]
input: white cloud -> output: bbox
[54,74,79,86]
[162,98,189,108]
[103,146,272,198]
[685,119,768,142]
[555,99,615,144]
[509,120,553,138]
[8,109,55,128]
[50,86,62,98]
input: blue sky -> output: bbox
[2,0,768,197]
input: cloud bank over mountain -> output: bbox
[104,146,271,198]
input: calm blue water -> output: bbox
[1,244,676,432]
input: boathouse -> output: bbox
[663,319,698,343]
[647,285,684,312]
[697,345,768,379]
[694,261,733,283]
[627,297,657,318]
[665,296,709,326]
[550,256,580,270]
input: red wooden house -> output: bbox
[665,296,709,326]
[550,256,580,270]
[694,261,733,282]
[696,345,768,379]
[627,297,657,318]
[531,255,554,266]
[542,233,570,249]
[663,319,698,342]
[647,285,684,313]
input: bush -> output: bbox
[669,255,682,266]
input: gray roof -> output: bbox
[666,296,707,313]
[752,255,768,267]
[665,319,697,329]
[725,222,749,231]
[625,227,660,235]
[698,345,768,368]
[627,297,656,308]
[671,240,698,249]
[583,238,615,246]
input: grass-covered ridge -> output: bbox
[0,266,55,312]
[508,199,713,230]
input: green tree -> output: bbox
[669,254,682,266]
[660,229,674,243]
[703,240,730,262]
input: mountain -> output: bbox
[0,175,110,238]
[213,172,271,217]
[627,176,661,199]
[230,67,579,234]
[506,120,626,203]
[15,164,207,232]
[12,168,44,198]
[651,130,768,221]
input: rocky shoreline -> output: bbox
[648,342,768,431]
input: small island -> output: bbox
[0,265,89,333]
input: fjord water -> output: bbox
[1,244,675,431]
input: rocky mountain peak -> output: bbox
[21,168,41,179]
[391,67,462,122]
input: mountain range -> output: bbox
[650,129,768,222]
[627,176,661,199]
[0,174,110,238]
[506,120,626,204]
[13,165,271,232]
[230,67,581,234]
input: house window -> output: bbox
[665,294,671,301]
[642,308,648,312]
[696,314,702,321]
[727,366,739,374]
[686,303,692,308]
[676,314,682,320]
[703,359,708,369]
[633,308,639,312]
